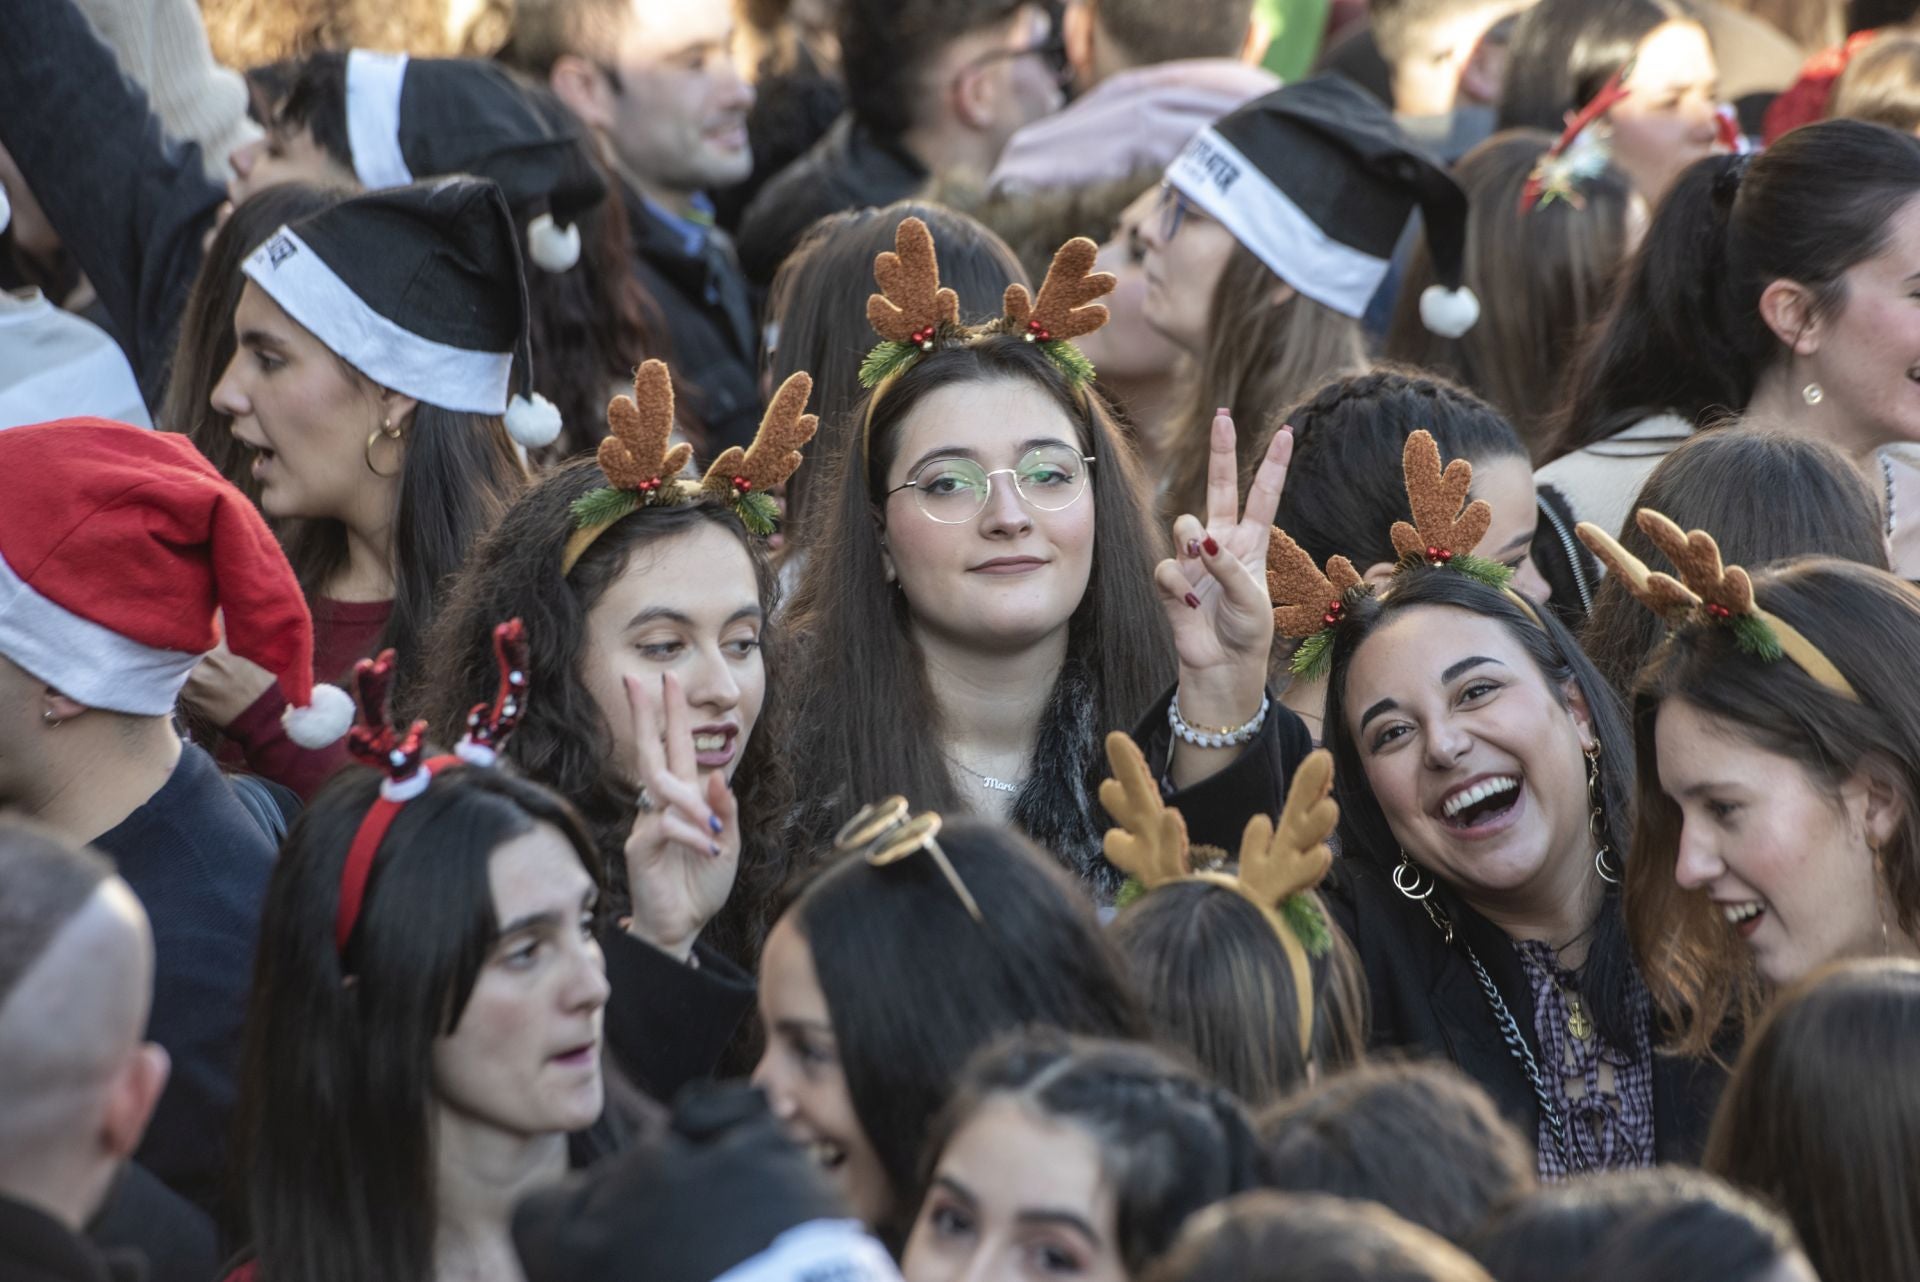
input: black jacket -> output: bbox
[1325,860,1724,1164]
[0,1196,144,1282]
[734,115,927,290]
[602,932,756,1105]
[0,0,223,409]
[625,188,763,457]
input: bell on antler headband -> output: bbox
[1520,64,1630,215]
[1576,511,1860,701]
[858,216,1115,412]
[562,359,819,574]
[835,796,984,924]
[1101,732,1336,1056]
[335,619,532,957]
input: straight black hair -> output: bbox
[788,820,1148,1243]
[234,765,603,1282]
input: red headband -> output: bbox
[335,620,531,956]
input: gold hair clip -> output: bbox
[835,796,984,923]
[1577,511,1859,701]
[1101,733,1336,1055]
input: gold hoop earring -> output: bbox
[42,709,62,727]
[364,416,404,477]
[1587,741,1622,884]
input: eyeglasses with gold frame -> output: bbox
[835,796,985,924]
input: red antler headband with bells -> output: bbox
[335,619,532,955]
[1519,63,1631,215]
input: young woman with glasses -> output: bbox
[782,220,1313,901]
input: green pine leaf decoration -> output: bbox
[1114,876,1147,910]
[859,340,920,388]
[1288,628,1337,682]
[1040,339,1096,388]
[733,489,781,537]
[1452,554,1516,589]
[1731,612,1784,662]
[1281,893,1332,958]
[569,487,640,530]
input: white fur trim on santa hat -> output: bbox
[1419,284,1481,339]
[0,548,199,716]
[505,393,563,448]
[281,682,355,747]
[345,50,414,191]
[526,213,581,272]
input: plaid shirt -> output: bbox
[1513,940,1657,1180]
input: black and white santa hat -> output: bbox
[343,49,605,273]
[1164,74,1481,338]
[242,176,563,446]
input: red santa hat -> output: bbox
[0,419,353,745]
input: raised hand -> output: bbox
[620,671,740,962]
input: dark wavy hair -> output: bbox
[1580,426,1888,696]
[1546,121,1920,459]
[784,821,1147,1244]
[1322,569,1641,1048]
[412,458,791,965]
[913,1032,1269,1274]
[1109,882,1368,1108]
[782,334,1175,850]
[234,765,604,1282]
[1628,560,1920,1055]
[764,201,1025,545]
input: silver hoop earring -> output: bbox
[42,709,62,727]
[1392,852,1435,901]
[1586,742,1622,885]
[1802,382,1824,406]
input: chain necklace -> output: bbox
[944,750,1024,795]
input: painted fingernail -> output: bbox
[709,843,723,858]
[708,814,724,835]
[1186,539,1202,558]
[1184,592,1201,609]
[1203,537,1220,557]
[1215,406,1231,417]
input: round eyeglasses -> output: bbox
[886,445,1096,524]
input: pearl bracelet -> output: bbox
[1168,693,1270,749]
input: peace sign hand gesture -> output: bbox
[620,672,741,963]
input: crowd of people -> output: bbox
[3,0,1920,1279]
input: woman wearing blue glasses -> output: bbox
[783,217,1312,900]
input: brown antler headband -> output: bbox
[563,359,818,574]
[1576,511,1858,700]
[859,216,1114,403]
[1390,430,1545,626]
[1101,732,1336,1056]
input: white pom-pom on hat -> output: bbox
[1419,284,1481,339]
[527,213,581,272]
[282,682,356,748]
[505,392,563,448]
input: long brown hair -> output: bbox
[412,459,792,963]
[1162,242,1366,523]
[782,337,1174,847]
[1703,958,1920,1282]
[1581,427,1888,697]
[1384,130,1637,458]
[1627,560,1920,1055]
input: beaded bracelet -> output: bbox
[1168,693,1270,749]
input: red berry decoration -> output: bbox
[1706,603,1731,620]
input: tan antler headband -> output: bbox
[562,359,818,575]
[1101,732,1337,1056]
[1391,430,1545,626]
[859,216,1114,415]
[1576,510,1858,700]
[1268,528,1368,682]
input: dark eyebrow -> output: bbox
[1359,697,1398,731]
[933,1174,978,1206]
[1443,656,1504,683]
[237,328,288,350]
[901,436,1079,478]
[625,604,764,631]
[1493,528,1533,556]
[1018,1210,1103,1243]
[497,883,597,939]
[773,1016,835,1039]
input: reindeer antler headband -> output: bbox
[1520,63,1630,215]
[562,359,819,575]
[1101,732,1336,1056]
[1265,431,1543,678]
[336,618,533,957]
[1577,511,1859,700]
[859,216,1114,427]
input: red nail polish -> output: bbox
[1203,537,1220,557]
[1184,592,1201,609]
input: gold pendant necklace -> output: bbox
[1565,988,1593,1042]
